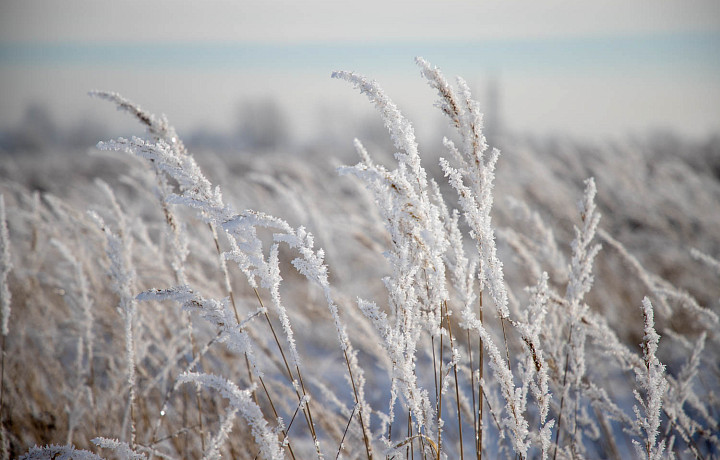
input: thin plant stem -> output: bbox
[553,325,574,460]
[0,333,5,446]
[394,434,439,459]
[388,415,393,453]
[218,258,299,459]
[253,288,320,450]
[188,320,205,453]
[408,411,413,460]
[257,375,297,460]
[445,302,464,460]
[432,336,438,404]
[479,385,503,439]
[478,292,484,460]
[467,330,478,460]
[574,388,580,459]
[207,223,266,426]
[150,423,202,446]
[593,405,621,460]
[285,393,307,436]
[342,348,373,459]
[336,404,358,460]
[244,354,261,408]
[149,333,220,460]
[662,407,706,460]
[500,317,511,374]
[437,323,444,460]
[127,322,137,449]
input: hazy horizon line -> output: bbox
[2,31,719,75]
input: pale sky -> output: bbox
[2,0,719,42]
[1,0,719,142]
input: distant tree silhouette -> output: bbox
[236,98,290,151]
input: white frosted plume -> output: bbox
[0,195,12,336]
[179,372,283,460]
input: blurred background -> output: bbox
[1,0,719,155]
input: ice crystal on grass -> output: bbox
[92,437,147,459]
[516,273,554,458]
[99,96,375,458]
[88,204,139,447]
[98,137,230,222]
[179,372,283,460]
[137,286,262,374]
[51,237,96,445]
[554,177,602,452]
[89,90,187,157]
[632,298,668,460]
[203,405,239,460]
[418,57,508,319]
[20,444,103,460]
[334,68,456,446]
[663,332,719,457]
[565,178,601,308]
[331,71,425,187]
[0,195,11,336]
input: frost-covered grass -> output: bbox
[1,59,719,459]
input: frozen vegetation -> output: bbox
[0,59,719,459]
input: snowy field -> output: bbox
[1,59,719,459]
